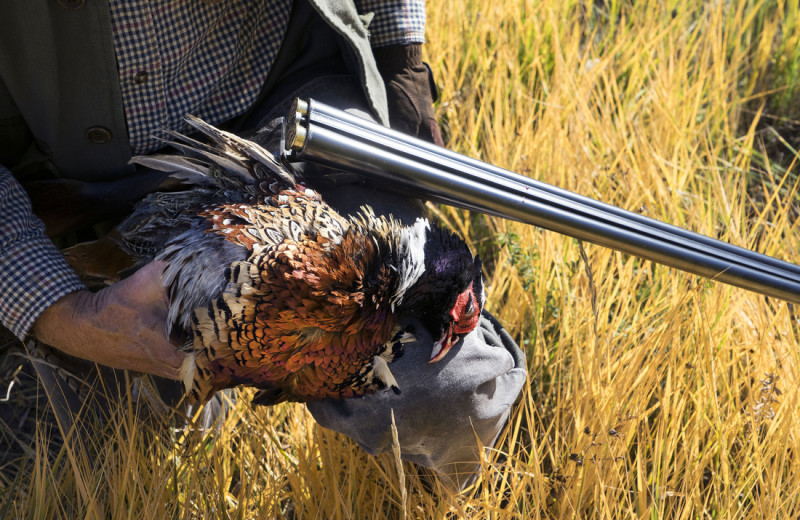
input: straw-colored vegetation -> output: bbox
[2,0,800,517]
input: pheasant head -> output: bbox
[389,222,484,364]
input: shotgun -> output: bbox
[283,97,800,304]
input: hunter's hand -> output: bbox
[31,260,185,380]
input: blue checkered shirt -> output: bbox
[1,0,425,339]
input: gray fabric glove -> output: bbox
[307,311,526,491]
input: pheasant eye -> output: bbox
[462,295,475,317]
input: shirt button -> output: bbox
[58,0,86,9]
[86,126,113,144]
[134,71,149,84]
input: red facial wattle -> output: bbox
[429,282,482,363]
[450,281,480,334]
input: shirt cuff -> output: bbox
[0,169,87,339]
[358,0,426,47]
[0,235,87,339]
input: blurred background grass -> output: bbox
[2,0,800,517]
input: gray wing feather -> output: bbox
[130,155,212,185]
[159,225,248,332]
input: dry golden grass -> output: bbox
[2,0,800,518]
[428,0,800,516]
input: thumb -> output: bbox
[121,260,169,306]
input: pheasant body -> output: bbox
[120,117,483,404]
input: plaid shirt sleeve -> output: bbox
[0,167,86,339]
[356,0,426,47]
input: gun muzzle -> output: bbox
[284,97,800,304]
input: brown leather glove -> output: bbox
[373,44,444,146]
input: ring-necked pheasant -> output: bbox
[119,116,483,405]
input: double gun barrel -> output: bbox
[284,98,800,304]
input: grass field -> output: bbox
[3,0,800,517]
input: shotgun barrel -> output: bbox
[284,98,800,304]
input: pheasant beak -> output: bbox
[429,321,457,363]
